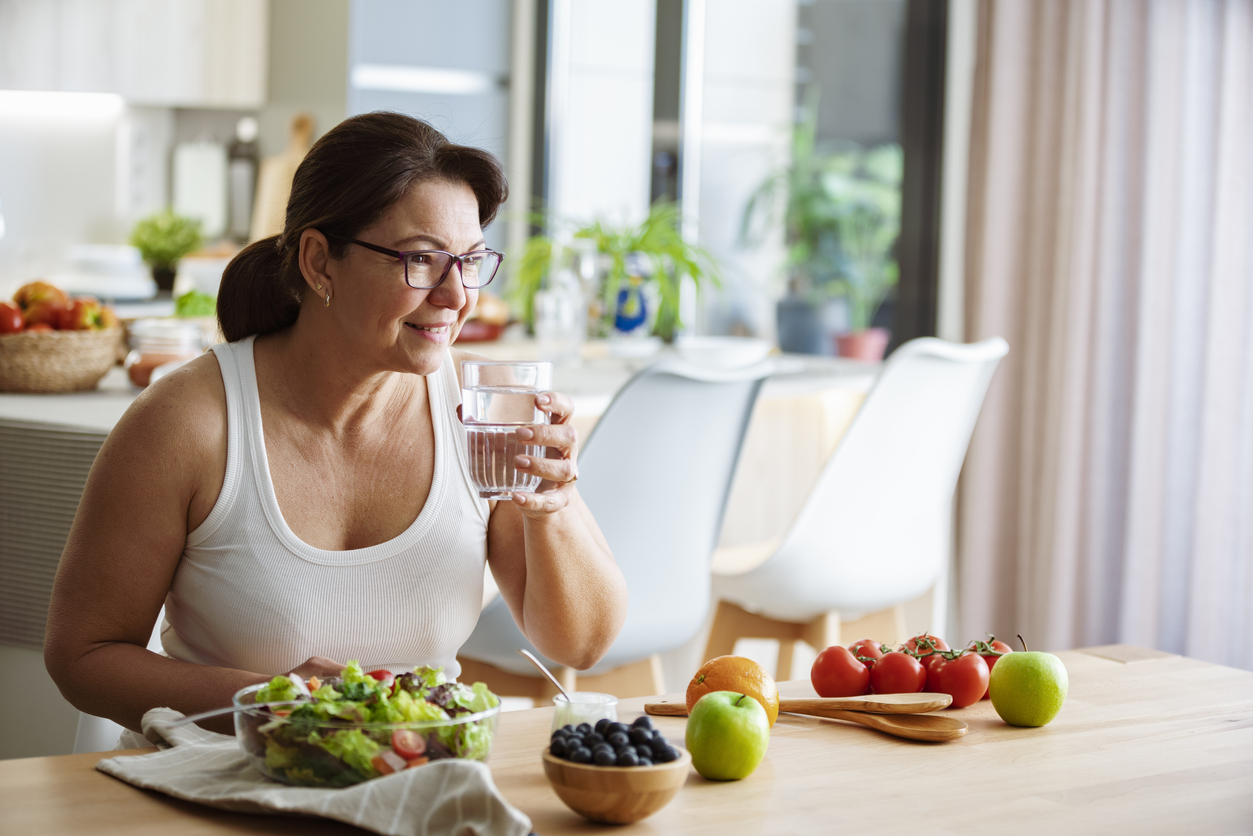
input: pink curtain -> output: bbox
[958,0,1253,669]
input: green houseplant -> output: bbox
[129,209,204,293]
[742,89,902,358]
[508,202,720,343]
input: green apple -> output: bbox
[988,648,1068,727]
[685,691,770,781]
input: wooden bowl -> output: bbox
[542,748,692,824]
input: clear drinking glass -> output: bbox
[551,692,619,734]
[461,360,553,498]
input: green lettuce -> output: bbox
[312,729,381,778]
[255,675,302,704]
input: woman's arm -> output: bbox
[484,391,627,670]
[43,356,342,735]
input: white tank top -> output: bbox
[160,336,490,679]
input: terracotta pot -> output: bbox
[835,328,890,361]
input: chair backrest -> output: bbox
[457,356,772,677]
[575,357,773,670]
[727,337,1008,620]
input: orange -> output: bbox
[686,655,780,728]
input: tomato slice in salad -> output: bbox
[391,729,427,759]
[367,669,396,691]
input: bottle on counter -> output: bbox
[124,319,205,388]
[227,117,260,243]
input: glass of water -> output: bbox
[461,361,554,498]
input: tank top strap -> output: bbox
[188,336,254,545]
[434,349,491,523]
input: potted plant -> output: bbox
[742,89,902,359]
[508,201,719,344]
[129,210,204,293]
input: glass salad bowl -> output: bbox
[233,663,501,788]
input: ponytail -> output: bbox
[216,236,303,342]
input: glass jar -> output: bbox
[124,318,204,387]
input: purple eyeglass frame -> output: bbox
[321,232,504,289]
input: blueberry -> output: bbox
[631,715,653,729]
[551,728,569,741]
[594,742,614,754]
[616,751,640,767]
[635,744,652,759]
[566,735,584,750]
[650,737,670,754]
[584,731,604,746]
[606,732,628,748]
[655,746,680,763]
[629,727,652,746]
[593,748,617,766]
[638,756,654,767]
[594,718,612,734]
[576,723,593,735]
[550,738,569,758]
[569,747,593,764]
[607,722,629,737]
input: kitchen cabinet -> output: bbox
[0,0,269,109]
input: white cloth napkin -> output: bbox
[96,708,533,836]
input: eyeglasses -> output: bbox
[322,232,504,290]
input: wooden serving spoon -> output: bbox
[645,692,953,716]
[644,696,967,743]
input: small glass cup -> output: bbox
[461,360,553,498]
[551,692,619,734]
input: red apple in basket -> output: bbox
[14,280,69,328]
[59,297,106,330]
[0,302,22,333]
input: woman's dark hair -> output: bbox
[217,112,508,341]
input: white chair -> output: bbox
[72,607,164,754]
[704,337,1009,677]
[457,356,774,699]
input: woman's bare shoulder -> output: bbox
[107,352,227,473]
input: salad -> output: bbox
[237,661,501,787]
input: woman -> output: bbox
[43,112,627,738]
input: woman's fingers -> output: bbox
[513,453,579,485]
[287,656,344,679]
[512,487,571,516]
[536,391,576,425]
[516,422,577,455]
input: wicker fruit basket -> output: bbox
[0,328,125,393]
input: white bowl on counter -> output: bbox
[675,336,773,368]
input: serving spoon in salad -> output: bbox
[166,700,310,728]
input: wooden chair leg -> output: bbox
[572,655,665,699]
[837,605,907,648]
[705,599,806,663]
[456,656,548,700]
[776,640,798,683]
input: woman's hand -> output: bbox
[286,656,344,680]
[512,391,580,518]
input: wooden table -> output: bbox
[3,646,1251,834]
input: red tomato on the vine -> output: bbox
[931,653,990,708]
[968,639,1012,699]
[811,645,870,697]
[847,638,884,669]
[869,651,926,694]
[902,633,950,685]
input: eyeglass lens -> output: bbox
[405,251,501,289]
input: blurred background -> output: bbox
[0,0,940,358]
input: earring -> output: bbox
[316,283,324,291]
[325,292,331,307]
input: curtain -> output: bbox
[957,0,1253,669]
